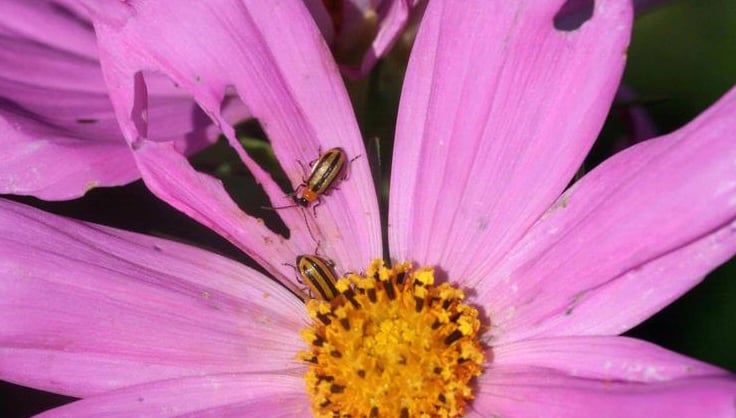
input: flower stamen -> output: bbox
[299,260,485,417]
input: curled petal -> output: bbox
[83,0,381,285]
[338,0,422,77]
[0,199,306,397]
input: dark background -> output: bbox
[3,0,736,416]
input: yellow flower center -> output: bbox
[298,260,485,417]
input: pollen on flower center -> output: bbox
[298,260,485,418]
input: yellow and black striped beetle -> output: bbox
[295,147,350,209]
[271,147,354,212]
[296,254,340,301]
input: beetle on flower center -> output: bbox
[298,260,485,418]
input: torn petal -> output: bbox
[0,1,218,200]
[84,0,381,281]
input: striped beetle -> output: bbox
[295,147,351,209]
[296,254,340,301]
[272,147,355,212]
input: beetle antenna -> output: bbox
[261,203,298,210]
[301,208,318,242]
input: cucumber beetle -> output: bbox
[296,147,348,207]
[272,147,357,212]
[296,254,340,301]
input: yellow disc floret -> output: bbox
[298,260,485,417]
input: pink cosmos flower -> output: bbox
[2,0,736,417]
[0,0,409,200]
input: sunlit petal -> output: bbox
[0,199,305,397]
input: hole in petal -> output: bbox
[140,73,297,241]
[190,120,291,239]
[554,0,594,31]
[233,119,294,197]
[0,381,77,417]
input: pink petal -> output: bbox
[83,1,381,284]
[304,0,336,45]
[479,87,736,343]
[389,0,632,281]
[493,336,728,382]
[484,336,736,417]
[474,366,736,418]
[0,199,307,397]
[341,0,422,77]
[35,373,308,417]
[0,1,97,61]
[0,1,217,200]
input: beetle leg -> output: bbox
[311,197,323,217]
[341,154,362,181]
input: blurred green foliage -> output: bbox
[626,0,736,130]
